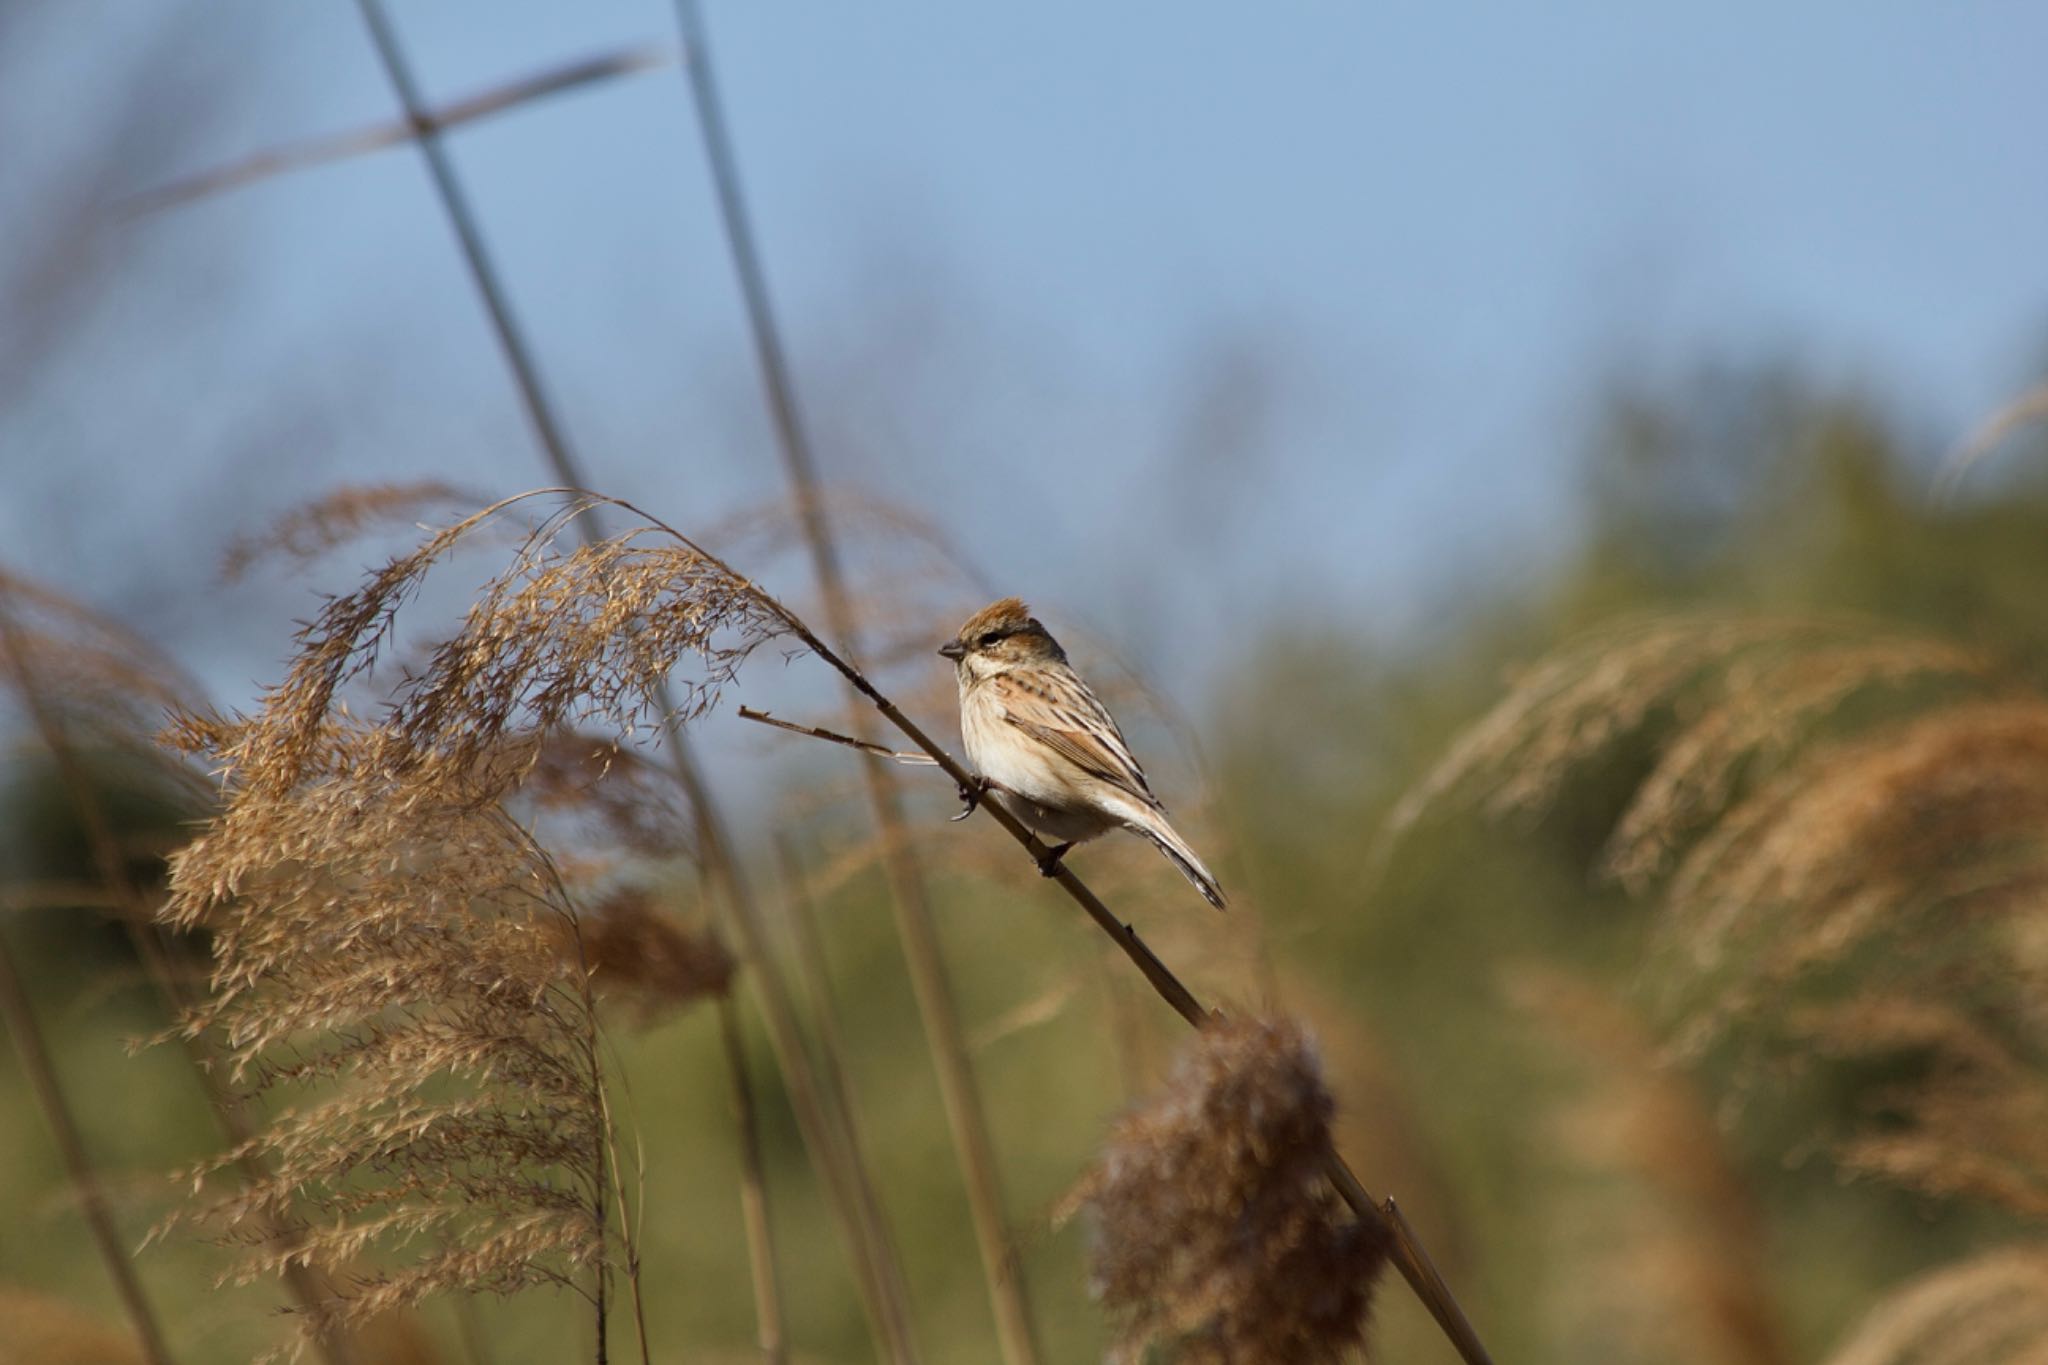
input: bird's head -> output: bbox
[939,597,1066,679]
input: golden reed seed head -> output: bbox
[148,494,804,1355]
[218,481,476,582]
[1822,1247,2048,1365]
[1070,1014,1388,1365]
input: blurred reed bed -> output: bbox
[0,1283,149,1365]
[1391,608,2048,1360]
[0,566,312,1365]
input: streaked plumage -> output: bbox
[940,598,1226,909]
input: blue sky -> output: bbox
[6,2,2048,706]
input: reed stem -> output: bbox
[716,994,789,1364]
[723,586,1500,1365]
[668,7,1043,1360]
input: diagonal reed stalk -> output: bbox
[348,5,919,1356]
[425,485,1488,1363]
[121,43,670,217]
[668,6,1044,1361]
[694,541,1498,1365]
[714,992,788,1365]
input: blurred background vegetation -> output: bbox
[4,5,2048,1364]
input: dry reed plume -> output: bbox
[0,566,209,763]
[160,714,621,1356]
[219,481,479,582]
[1822,1248,2048,1365]
[1065,1014,1388,1364]
[155,494,801,1359]
[1393,612,2048,1225]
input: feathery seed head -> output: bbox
[150,494,793,1353]
[1821,1248,2048,1365]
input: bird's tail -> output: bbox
[1130,807,1226,910]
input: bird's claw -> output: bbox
[1035,842,1074,877]
[951,776,991,822]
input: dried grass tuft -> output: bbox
[151,495,799,1356]
[220,482,479,581]
[1397,612,2048,1224]
[0,565,207,746]
[1383,613,1987,889]
[1821,1247,2048,1365]
[1664,700,2048,1025]
[1066,1014,1388,1364]
[160,716,615,1355]
[1800,997,2048,1221]
[214,495,787,801]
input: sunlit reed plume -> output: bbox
[1822,1248,2048,1365]
[1799,997,2048,1221]
[156,493,800,1358]
[160,715,617,1357]
[219,482,478,582]
[1393,612,2048,1224]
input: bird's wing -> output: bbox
[986,668,1159,806]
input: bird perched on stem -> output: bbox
[940,597,1226,909]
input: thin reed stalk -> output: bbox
[123,44,670,217]
[347,8,919,1356]
[703,824,923,1363]
[715,994,788,1365]
[669,7,1043,1361]
[771,837,900,1279]
[0,932,175,1365]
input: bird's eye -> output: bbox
[978,631,1003,649]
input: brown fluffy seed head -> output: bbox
[559,887,735,1028]
[1069,1014,1388,1365]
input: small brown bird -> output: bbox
[940,597,1225,909]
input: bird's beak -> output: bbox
[938,640,967,661]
